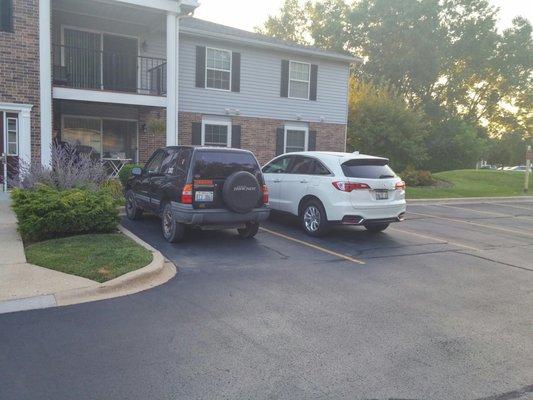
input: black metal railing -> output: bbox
[52,45,167,96]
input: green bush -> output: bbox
[118,163,142,188]
[11,186,119,242]
[101,179,124,203]
[401,166,436,187]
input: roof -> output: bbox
[283,151,389,163]
[179,17,360,63]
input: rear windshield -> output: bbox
[341,158,396,179]
[192,150,261,180]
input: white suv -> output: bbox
[262,151,406,236]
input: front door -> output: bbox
[0,112,19,191]
[103,34,138,92]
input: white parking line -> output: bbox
[389,227,483,252]
[438,204,533,219]
[492,203,533,212]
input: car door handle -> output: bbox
[300,180,309,184]
[273,179,281,183]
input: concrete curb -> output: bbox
[408,196,533,204]
[0,226,176,314]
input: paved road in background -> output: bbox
[1,200,532,400]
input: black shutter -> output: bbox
[192,122,202,145]
[276,128,285,156]
[310,65,318,101]
[231,125,241,148]
[280,60,289,98]
[231,52,241,92]
[1,0,13,32]
[195,46,206,88]
[308,130,317,151]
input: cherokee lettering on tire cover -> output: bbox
[222,171,261,214]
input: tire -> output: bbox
[237,222,260,239]
[125,190,143,220]
[364,223,390,233]
[301,200,329,237]
[222,171,261,214]
[161,203,185,243]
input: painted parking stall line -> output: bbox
[259,227,366,265]
[389,227,483,252]
[438,203,533,220]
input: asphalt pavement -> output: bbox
[1,199,532,400]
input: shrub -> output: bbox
[401,166,436,186]
[118,163,142,187]
[11,186,119,242]
[101,179,124,203]
[13,143,107,190]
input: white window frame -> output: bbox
[205,47,232,92]
[288,60,311,100]
[284,123,309,153]
[201,116,232,147]
[61,114,139,162]
[6,116,18,156]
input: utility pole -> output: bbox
[525,145,532,193]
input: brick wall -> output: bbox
[138,107,166,163]
[0,0,41,161]
[178,112,346,165]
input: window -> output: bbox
[0,0,13,32]
[202,117,232,147]
[341,159,397,179]
[289,61,310,99]
[313,160,331,175]
[284,125,308,153]
[192,150,260,180]
[206,47,231,90]
[145,150,165,174]
[262,156,292,174]
[62,116,102,158]
[289,156,315,174]
[6,117,17,155]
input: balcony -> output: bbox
[53,44,167,96]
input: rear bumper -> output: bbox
[171,202,270,226]
[329,202,407,225]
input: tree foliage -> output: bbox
[258,0,532,170]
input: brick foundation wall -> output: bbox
[0,0,41,161]
[178,112,346,165]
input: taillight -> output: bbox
[261,184,269,204]
[332,181,371,192]
[395,181,406,190]
[181,183,193,204]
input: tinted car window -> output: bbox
[192,151,261,180]
[341,158,396,179]
[145,151,165,173]
[262,156,292,174]
[160,150,177,174]
[289,156,315,174]
[313,161,330,175]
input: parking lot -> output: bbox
[1,199,533,400]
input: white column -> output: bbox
[18,107,32,166]
[39,0,53,165]
[166,12,179,146]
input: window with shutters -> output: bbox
[284,124,308,153]
[0,0,13,32]
[202,117,232,147]
[289,61,310,99]
[205,47,232,91]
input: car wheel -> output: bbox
[125,190,143,220]
[364,223,389,233]
[237,222,260,239]
[301,200,329,237]
[161,203,185,243]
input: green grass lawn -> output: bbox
[407,169,528,199]
[26,233,153,283]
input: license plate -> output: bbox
[195,191,213,202]
[375,190,389,200]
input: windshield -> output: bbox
[192,150,262,181]
[341,158,396,179]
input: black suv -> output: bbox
[125,146,270,242]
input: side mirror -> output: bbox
[131,167,142,176]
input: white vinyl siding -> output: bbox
[289,61,310,100]
[206,47,232,91]
[179,37,350,124]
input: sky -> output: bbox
[194,0,533,33]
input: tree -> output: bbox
[347,78,428,171]
[255,0,308,45]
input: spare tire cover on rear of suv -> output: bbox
[222,171,261,214]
